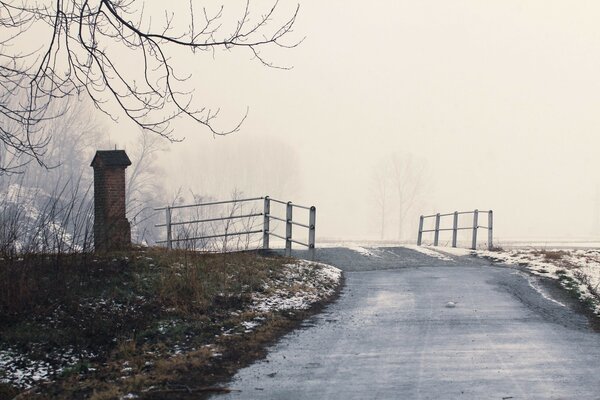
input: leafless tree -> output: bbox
[371,153,427,241]
[370,162,390,240]
[0,0,301,173]
[0,95,103,190]
[390,153,425,241]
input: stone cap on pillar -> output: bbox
[90,150,132,168]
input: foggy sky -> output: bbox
[108,1,600,243]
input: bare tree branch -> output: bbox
[0,0,301,173]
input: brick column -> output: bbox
[91,150,132,252]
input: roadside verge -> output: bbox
[0,250,343,400]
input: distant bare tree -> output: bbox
[390,153,425,241]
[370,163,390,240]
[371,153,426,241]
[0,1,301,173]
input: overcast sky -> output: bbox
[108,1,600,243]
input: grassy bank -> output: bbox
[476,247,600,324]
[0,249,342,399]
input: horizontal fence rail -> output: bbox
[417,209,493,250]
[263,197,316,259]
[154,197,264,211]
[154,195,316,259]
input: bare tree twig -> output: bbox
[0,0,301,173]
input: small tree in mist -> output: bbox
[390,154,425,241]
[371,153,427,241]
[370,162,390,241]
[0,1,301,173]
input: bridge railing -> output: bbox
[154,196,316,259]
[417,209,493,250]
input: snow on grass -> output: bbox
[476,248,562,278]
[344,245,381,258]
[403,245,454,261]
[433,246,475,257]
[0,346,96,389]
[0,183,79,252]
[252,260,342,313]
[241,320,261,333]
[0,348,53,389]
[0,257,343,391]
[475,248,600,315]
[318,242,383,257]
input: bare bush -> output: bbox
[159,190,263,253]
[0,175,94,257]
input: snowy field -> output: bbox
[252,260,342,313]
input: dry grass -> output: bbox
[0,248,339,400]
[532,249,567,262]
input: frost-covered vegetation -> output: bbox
[477,248,600,315]
[0,97,169,254]
[0,250,341,399]
[0,181,95,256]
[159,189,266,253]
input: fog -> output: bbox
[30,1,600,243]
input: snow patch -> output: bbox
[318,242,384,257]
[241,320,262,333]
[0,346,96,389]
[434,246,475,257]
[252,260,342,312]
[404,245,453,261]
[345,245,381,258]
[475,248,600,314]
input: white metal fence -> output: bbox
[417,209,493,250]
[154,196,316,258]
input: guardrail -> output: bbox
[154,196,316,259]
[417,209,493,250]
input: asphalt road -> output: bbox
[212,246,600,400]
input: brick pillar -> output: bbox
[91,150,132,252]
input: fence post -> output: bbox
[285,202,293,257]
[166,206,172,250]
[488,210,493,250]
[417,215,424,246]
[471,209,479,250]
[263,196,270,250]
[308,206,316,260]
[433,213,441,246]
[452,211,458,248]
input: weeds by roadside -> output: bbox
[0,249,342,399]
[476,247,600,319]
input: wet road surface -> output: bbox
[212,246,600,400]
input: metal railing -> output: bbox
[154,196,316,259]
[417,209,493,250]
